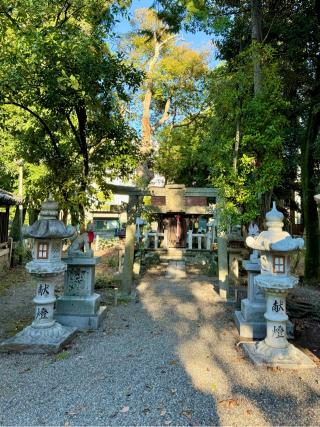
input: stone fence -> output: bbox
[187,230,213,250]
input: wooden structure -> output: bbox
[148,184,218,249]
[0,189,18,269]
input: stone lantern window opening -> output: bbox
[37,241,49,259]
[273,255,285,274]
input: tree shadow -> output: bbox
[138,272,320,426]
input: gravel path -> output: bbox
[0,265,319,426]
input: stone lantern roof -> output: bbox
[246,202,304,252]
[23,197,75,239]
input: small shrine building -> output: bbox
[147,184,218,249]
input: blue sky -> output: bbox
[114,0,217,65]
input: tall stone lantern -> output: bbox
[0,197,77,353]
[242,202,315,369]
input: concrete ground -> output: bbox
[0,265,319,426]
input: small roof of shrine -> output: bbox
[0,189,19,206]
[148,184,218,215]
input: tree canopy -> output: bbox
[1,0,320,281]
[0,0,142,222]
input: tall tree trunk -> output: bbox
[62,208,68,225]
[10,206,26,242]
[251,0,263,95]
[233,118,241,173]
[302,88,320,282]
[252,0,269,218]
[139,33,175,184]
[141,37,161,155]
[28,208,40,225]
[301,0,320,283]
[141,87,153,155]
[10,206,21,242]
[75,102,89,230]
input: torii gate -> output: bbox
[104,183,229,300]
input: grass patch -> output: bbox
[55,350,70,361]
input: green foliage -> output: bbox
[154,115,212,186]
[55,351,70,361]
[106,255,119,269]
[12,242,32,265]
[207,45,289,226]
[97,237,119,249]
[123,7,209,174]
[0,0,142,220]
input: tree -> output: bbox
[123,8,209,184]
[206,46,287,224]
[216,0,320,281]
[0,0,142,224]
[156,0,320,282]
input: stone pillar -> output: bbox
[118,248,125,273]
[197,235,202,249]
[212,223,216,244]
[143,231,149,249]
[121,222,136,296]
[234,256,265,338]
[95,235,100,251]
[218,231,229,299]
[120,195,138,298]
[229,253,240,285]
[155,233,159,249]
[187,230,192,249]
[55,256,107,330]
[164,229,168,248]
[206,232,212,250]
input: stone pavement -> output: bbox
[0,265,319,426]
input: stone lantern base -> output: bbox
[242,341,316,369]
[0,322,77,354]
[55,303,107,330]
[55,256,107,330]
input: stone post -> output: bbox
[197,235,202,250]
[242,202,315,369]
[155,233,159,249]
[206,232,212,250]
[234,255,265,338]
[120,195,139,298]
[143,230,149,249]
[164,229,168,248]
[55,254,107,330]
[121,222,136,296]
[218,231,229,299]
[118,248,125,273]
[0,197,77,353]
[187,230,192,249]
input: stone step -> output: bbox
[165,260,187,279]
[160,248,186,261]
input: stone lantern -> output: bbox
[242,202,315,369]
[0,197,77,353]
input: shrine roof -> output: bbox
[0,189,19,206]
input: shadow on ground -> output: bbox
[138,272,320,426]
